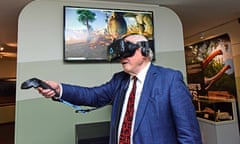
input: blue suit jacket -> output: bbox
[61,64,202,144]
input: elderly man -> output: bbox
[38,34,202,144]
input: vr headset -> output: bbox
[107,38,149,61]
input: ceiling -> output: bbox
[0,0,240,59]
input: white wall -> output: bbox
[16,0,185,144]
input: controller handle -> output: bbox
[21,78,60,101]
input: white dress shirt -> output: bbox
[118,62,151,143]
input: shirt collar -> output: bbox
[136,62,151,83]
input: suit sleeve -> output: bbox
[169,71,202,144]
[60,73,121,107]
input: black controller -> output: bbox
[21,78,60,101]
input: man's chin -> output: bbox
[121,64,127,68]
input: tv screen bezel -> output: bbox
[63,6,155,62]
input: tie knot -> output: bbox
[132,76,137,81]
[132,76,137,86]
[132,76,137,91]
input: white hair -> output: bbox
[148,48,153,61]
[124,34,148,43]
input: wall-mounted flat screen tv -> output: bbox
[63,6,155,62]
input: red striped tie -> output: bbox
[119,77,137,144]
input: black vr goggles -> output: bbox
[107,38,149,61]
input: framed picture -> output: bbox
[63,6,155,62]
[184,34,236,97]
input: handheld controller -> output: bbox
[21,78,99,113]
[21,78,60,101]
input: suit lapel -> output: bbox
[112,75,130,144]
[133,66,157,133]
